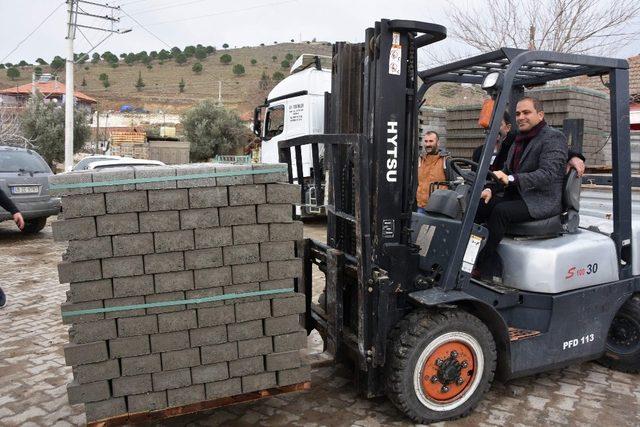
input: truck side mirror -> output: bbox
[253,106,262,136]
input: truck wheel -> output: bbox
[386,309,496,423]
[21,217,47,234]
[599,294,640,373]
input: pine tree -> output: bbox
[135,71,145,91]
[259,71,271,90]
[179,78,185,93]
[6,67,20,80]
[232,64,245,76]
[175,53,187,65]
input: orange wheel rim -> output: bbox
[420,341,476,402]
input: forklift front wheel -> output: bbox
[386,309,496,423]
[599,294,640,373]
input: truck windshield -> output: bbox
[264,105,285,140]
[0,150,51,173]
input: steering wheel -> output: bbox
[449,158,501,184]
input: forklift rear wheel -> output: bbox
[599,294,640,373]
[386,309,496,423]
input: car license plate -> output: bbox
[10,185,40,195]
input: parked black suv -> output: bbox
[0,146,61,233]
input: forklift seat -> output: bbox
[505,169,581,237]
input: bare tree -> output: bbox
[449,0,640,55]
[0,106,33,148]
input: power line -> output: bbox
[74,27,115,63]
[119,0,154,6]
[0,1,66,64]
[129,0,300,27]
[120,8,172,49]
[128,0,209,15]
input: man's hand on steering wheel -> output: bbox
[449,158,503,185]
[480,188,492,204]
[492,171,509,186]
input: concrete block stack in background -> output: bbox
[50,163,310,423]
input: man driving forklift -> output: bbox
[472,110,586,176]
[473,96,568,281]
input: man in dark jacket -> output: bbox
[473,111,586,176]
[473,97,568,280]
[0,188,24,307]
[0,188,24,230]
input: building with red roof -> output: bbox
[0,79,97,112]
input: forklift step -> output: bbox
[508,327,541,341]
[471,278,518,295]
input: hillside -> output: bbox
[0,41,486,115]
[0,42,332,116]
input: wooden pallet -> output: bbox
[87,382,311,427]
[110,131,147,145]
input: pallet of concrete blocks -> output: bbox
[49,163,311,424]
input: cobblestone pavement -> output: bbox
[1,219,639,426]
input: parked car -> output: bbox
[0,146,61,233]
[87,158,165,170]
[73,156,166,171]
[72,155,122,171]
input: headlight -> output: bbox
[481,72,501,90]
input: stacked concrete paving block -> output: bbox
[50,163,310,423]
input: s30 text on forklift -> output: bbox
[279,19,638,423]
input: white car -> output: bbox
[72,155,122,171]
[87,159,166,170]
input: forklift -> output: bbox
[278,19,639,423]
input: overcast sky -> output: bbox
[1,0,638,66]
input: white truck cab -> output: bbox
[254,55,331,215]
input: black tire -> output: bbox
[21,217,47,234]
[0,287,6,308]
[386,309,496,424]
[599,294,640,373]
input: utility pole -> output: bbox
[65,0,77,172]
[64,0,129,171]
[95,110,100,154]
[218,81,222,105]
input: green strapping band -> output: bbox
[61,288,294,317]
[50,167,287,190]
